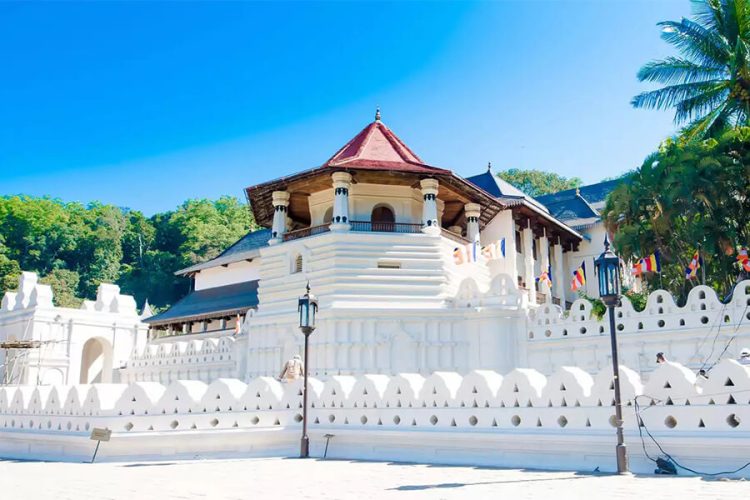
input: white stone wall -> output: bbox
[122,337,239,384]
[0,273,148,385]
[1,361,749,476]
[194,260,260,291]
[527,281,750,375]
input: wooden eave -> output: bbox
[511,202,583,250]
[245,167,506,229]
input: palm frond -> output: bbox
[631,80,726,113]
[674,81,731,122]
[690,0,724,32]
[680,102,731,140]
[658,18,730,66]
[637,57,726,84]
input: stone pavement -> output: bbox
[1,457,747,500]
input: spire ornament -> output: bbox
[487,161,492,172]
[375,107,381,121]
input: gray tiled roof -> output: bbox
[536,179,625,229]
[536,179,624,215]
[144,280,259,325]
[465,171,549,213]
[176,228,271,275]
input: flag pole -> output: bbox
[698,243,706,286]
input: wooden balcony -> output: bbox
[283,223,332,242]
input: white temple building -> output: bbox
[2,113,750,475]
[135,113,624,380]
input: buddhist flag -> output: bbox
[453,245,468,265]
[571,262,586,291]
[470,235,480,263]
[481,238,506,260]
[631,260,643,277]
[686,249,701,280]
[641,251,661,273]
[537,267,552,289]
[738,247,750,272]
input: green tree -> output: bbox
[167,196,255,265]
[603,127,750,298]
[497,169,582,197]
[40,269,82,308]
[632,0,750,139]
[0,195,257,309]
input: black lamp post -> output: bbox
[594,236,629,474]
[297,282,318,458]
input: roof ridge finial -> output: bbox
[575,186,581,196]
[375,106,381,122]
[487,161,492,172]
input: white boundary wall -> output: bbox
[527,282,750,375]
[2,361,749,476]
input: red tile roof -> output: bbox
[324,120,450,174]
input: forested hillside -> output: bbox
[0,196,256,310]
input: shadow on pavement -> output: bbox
[388,475,590,491]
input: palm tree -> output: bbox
[632,0,750,139]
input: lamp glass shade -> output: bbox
[298,289,318,330]
[594,238,621,302]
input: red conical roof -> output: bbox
[324,118,449,174]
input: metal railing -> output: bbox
[350,221,423,234]
[283,223,331,242]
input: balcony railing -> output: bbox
[282,221,468,241]
[350,221,423,234]
[283,223,331,242]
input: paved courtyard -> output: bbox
[1,457,747,499]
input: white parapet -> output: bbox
[1,361,749,476]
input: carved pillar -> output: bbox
[554,240,566,304]
[465,203,480,242]
[522,221,536,303]
[331,172,352,231]
[269,191,290,244]
[420,178,440,235]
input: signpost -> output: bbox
[89,427,111,463]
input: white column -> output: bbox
[522,221,536,303]
[554,240,566,304]
[420,178,440,235]
[269,191,290,245]
[330,172,352,231]
[465,203,480,242]
[539,229,551,301]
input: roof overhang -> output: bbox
[245,167,507,229]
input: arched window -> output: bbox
[292,254,303,274]
[323,207,333,224]
[371,205,395,232]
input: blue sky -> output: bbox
[1,1,690,215]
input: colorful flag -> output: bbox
[631,260,643,277]
[738,247,750,272]
[641,251,661,273]
[571,262,586,291]
[686,249,701,280]
[453,245,468,265]
[536,267,552,289]
[481,238,506,261]
[470,235,480,263]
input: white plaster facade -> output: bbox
[2,360,750,476]
[3,117,749,474]
[0,272,148,386]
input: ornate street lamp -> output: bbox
[594,236,629,474]
[297,282,318,458]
